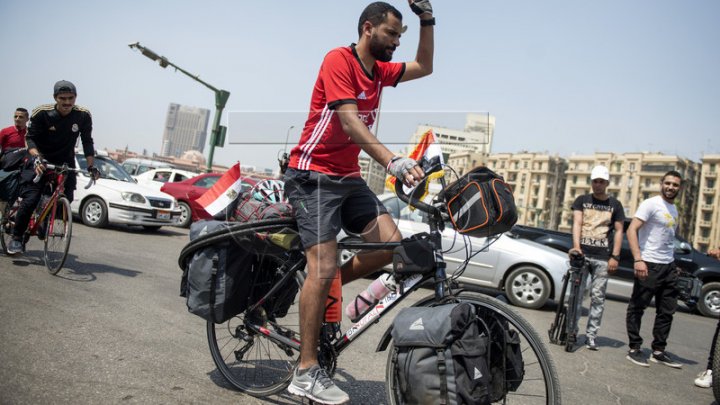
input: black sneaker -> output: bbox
[626,349,649,367]
[7,238,23,255]
[650,351,682,369]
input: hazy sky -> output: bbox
[2,0,718,170]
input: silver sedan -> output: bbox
[340,194,570,310]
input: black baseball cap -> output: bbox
[53,80,77,96]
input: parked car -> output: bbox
[133,168,199,191]
[510,223,720,317]
[121,158,174,176]
[160,173,257,228]
[338,194,571,310]
[73,153,181,231]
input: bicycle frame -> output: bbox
[245,203,450,358]
[28,170,67,237]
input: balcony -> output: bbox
[698,220,712,227]
[701,204,715,211]
[695,236,710,244]
[705,172,717,178]
[703,188,716,194]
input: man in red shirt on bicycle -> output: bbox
[0,108,29,153]
[284,1,434,403]
[7,81,98,255]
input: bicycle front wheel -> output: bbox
[44,196,72,274]
[207,263,304,397]
[386,291,562,405]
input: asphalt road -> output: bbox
[0,222,717,405]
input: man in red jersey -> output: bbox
[285,1,434,403]
[0,108,29,153]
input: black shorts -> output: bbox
[284,168,388,249]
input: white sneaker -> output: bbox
[695,369,712,388]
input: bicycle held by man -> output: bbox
[1,161,94,274]
[179,160,562,404]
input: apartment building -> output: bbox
[693,155,720,252]
[558,153,699,239]
[485,152,567,229]
[161,103,210,158]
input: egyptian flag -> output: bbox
[385,129,445,201]
[197,163,243,216]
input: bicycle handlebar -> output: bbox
[32,161,96,189]
[393,156,444,217]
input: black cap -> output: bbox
[53,80,77,96]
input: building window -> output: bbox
[630,163,635,171]
[573,175,577,184]
[645,178,651,187]
[708,179,715,188]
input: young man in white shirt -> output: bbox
[625,170,683,368]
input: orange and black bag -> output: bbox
[442,166,517,238]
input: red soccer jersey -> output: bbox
[0,126,26,151]
[289,45,405,176]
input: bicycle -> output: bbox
[178,162,561,404]
[548,251,588,352]
[0,162,93,274]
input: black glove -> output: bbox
[410,0,433,16]
[87,165,101,179]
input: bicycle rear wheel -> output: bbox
[0,209,12,254]
[207,259,304,397]
[712,326,720,401]
[386,291,562,405]
[44,197,72,274]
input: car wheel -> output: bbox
[82,197,108,228]
[504,265,551,309]
[698,281,720,318]
[177,201,192,228]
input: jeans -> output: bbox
[626,261,678,351]
[571,257,610,339]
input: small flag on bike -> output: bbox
[385,129,444,201]
[197,162,243,216]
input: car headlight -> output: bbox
[121,192,147,204]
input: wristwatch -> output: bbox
[610,254,620,261]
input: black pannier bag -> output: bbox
[391,303,493,404]
[392,233,436,275]
[442,166,517,237]
[180,219,301,323]
[0,147,30,171]
[182,220,256,323]
[0,170,20,202]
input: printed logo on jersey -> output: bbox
[72,124,79,132]
[357,91,367,100]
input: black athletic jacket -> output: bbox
[26,104,94,166]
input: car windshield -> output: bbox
[77,155,135,182]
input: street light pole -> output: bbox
[128,42,230,172]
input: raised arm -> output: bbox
[399,0,434,82]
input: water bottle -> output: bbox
[324,270,343,323]
[345,273,397,322]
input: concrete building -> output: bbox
[409,113,494,161]
[161,103,210,158]
[485,152,567,229]
[693,155,720,252]
[558,152,699,239]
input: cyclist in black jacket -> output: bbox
[7,80,99,255]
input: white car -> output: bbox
[340,194,571,309]
[133,168,198,191]
[72,154,182,231]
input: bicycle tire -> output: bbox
[0,206,12,254]
[44,197,72,274]
[712,327,720,401]
[385,291,562,405]
[207,259,305,397]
